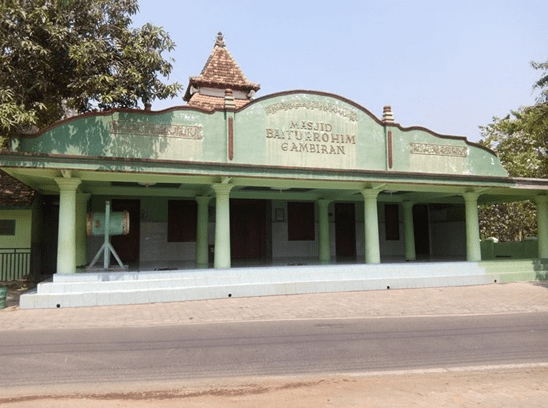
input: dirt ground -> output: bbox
[1,366,547,408]
[0,277,39,309]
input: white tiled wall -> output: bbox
[140,222,195,261]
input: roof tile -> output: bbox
[0,170,36,207]
[187,93,250,111]
[184,32,260,103]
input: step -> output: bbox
[20,273,497,309]
[37,262,486,294]
[495,271,538,283]
[19,262,495,309]
[481,260,537,273]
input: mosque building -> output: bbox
[1,33,547,308]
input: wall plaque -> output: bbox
[265,101,358,121]
[111,121,203,140]
[409,142,468,157]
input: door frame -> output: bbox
[335,202,357,259]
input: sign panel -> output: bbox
[234,93,384,170]
[108,119,204,160]
[264,98,359,169]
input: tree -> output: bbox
[478,59,548,241]
[480,104,548,179]
[478,199,537,242]
[0,0,182,147]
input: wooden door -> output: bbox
[111,199,140,264]
[413,204,430,257]
[42,195,59,274]
[335,203,356,259]
[230,199,267,260]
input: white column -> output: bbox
[403,201,416,261]
[75,193,91,267]
[55,178,81,274]
[361,189,381,264]
[212,184,233,269]
[463,192,481,262]
[317,199,331,264]
[195,196,211,268]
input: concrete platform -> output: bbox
[20,261,499,309]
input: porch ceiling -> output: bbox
[3,167,545,206]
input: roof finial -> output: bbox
[383,105,395,124]
[215,32,225,47]
[224,88,235,110]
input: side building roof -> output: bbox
[0,170,36,207]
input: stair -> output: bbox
[480,259,548,283]
[20,262,498,309]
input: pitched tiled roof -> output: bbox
[0,170,36,207]
[184,32,260,108]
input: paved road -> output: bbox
[1,312,547,388]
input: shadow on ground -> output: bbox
[0,275,51,309]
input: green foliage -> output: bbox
[0,0,182,144]
[479,201,537,242]
[531,58,548,103]
[479,103,548,178]
[478,59,548,241]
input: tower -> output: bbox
[183,32,261,110]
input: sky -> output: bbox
[131,0,548,142]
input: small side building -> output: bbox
[0,170,41,280]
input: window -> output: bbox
[385,204,400,241]
[287,202,315,241]
[167,200,197,242]
[0,220,15,236]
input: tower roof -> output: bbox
[184,32,260,108]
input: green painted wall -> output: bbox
[18,109,226,163]
[0,209,32,248]
[14,92,508,179]
[481,238,538,260]
[389,126,506,176]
